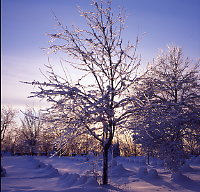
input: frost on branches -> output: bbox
[23,0,140,185]
[132,45,200,173]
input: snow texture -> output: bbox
[1,155,200,192]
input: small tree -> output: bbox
[20,108,43,155]
[24,0,140,184]
[1,106,18,152]
[133,45,200,172]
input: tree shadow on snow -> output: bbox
[172,177,200,192]
[141,173,200,192]
[141,176,176,191]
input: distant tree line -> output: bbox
[1,106,140,157]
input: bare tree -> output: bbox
[24,0,140,184]
[1,106,17,144]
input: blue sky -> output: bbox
[1,0,200,110]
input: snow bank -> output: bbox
[25,156,46,169]
[58,173,99,188]
[31,159,61,178]
[43,164,60,178]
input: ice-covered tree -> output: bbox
[132,45,200,172]
[23,0,140,184]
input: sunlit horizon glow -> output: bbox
[1,0,200,112]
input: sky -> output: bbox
[1,0,200,112]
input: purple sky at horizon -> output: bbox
[1,0,200,111]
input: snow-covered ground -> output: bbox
[1,155,200,192]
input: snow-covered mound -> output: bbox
[112,163,134,177]
[30,158,60,178]
[136,167,148,178]
[34,159,46,168]
[60,173,80,187]
[74,175,88,185]
[25,156,46,169]
[58,173,99,188]
[41,164,60,178]
[84,177,99,187]
[136,167,160,179]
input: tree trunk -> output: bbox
[102,146,109,185]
